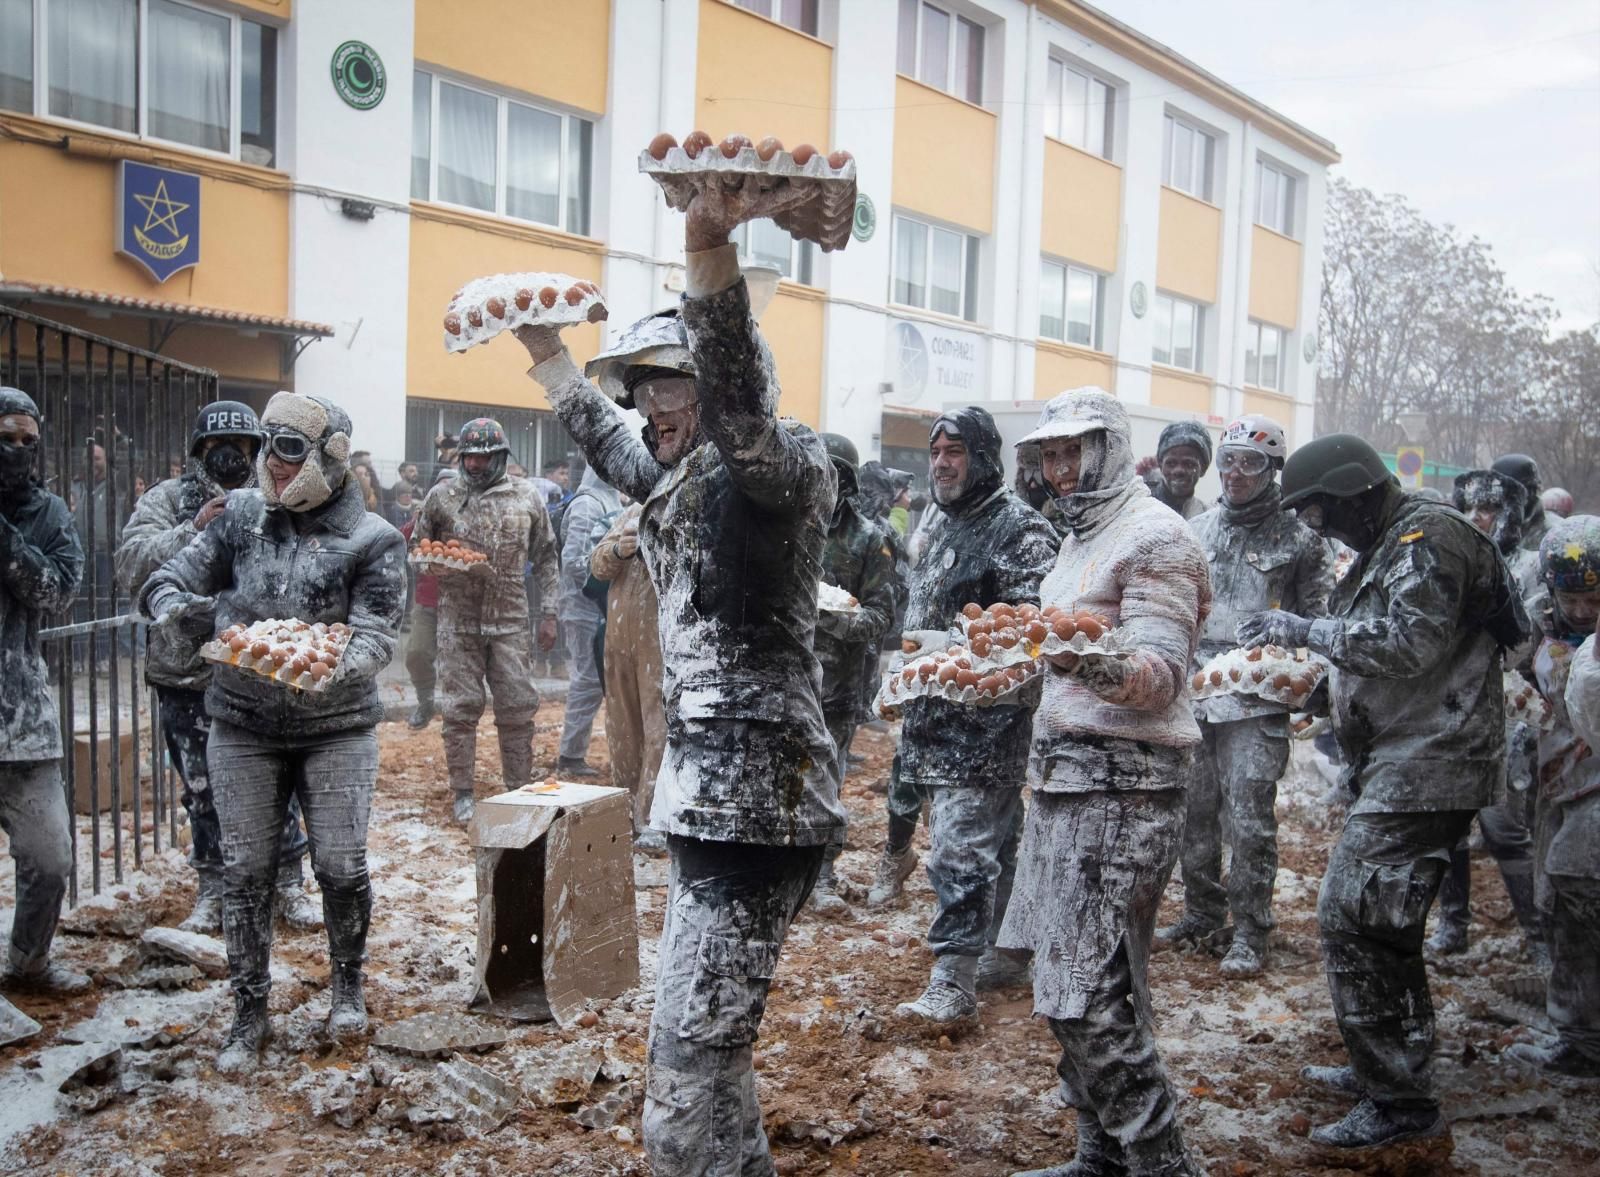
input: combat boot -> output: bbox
[1300,1064,1363,1097]
[895,979,977,1027]
[555,755,601,779]
[1309,1097,1448,1149]
[179,867,225,935]
[216,991,272,1075]
[274,866,323,932]
[975,948,1032,991]
[1500,872,1551,970]
[0,959,93,995]
[1506,1038,1600,1080]
[1424,919,1468,955]
[1155,912,1223,947]
[866,844,918,908]
[1218,935,1266,979]
[327,961,368,1039]
[407,695,434,729]
[1010,1115,1123,1175]
[810,860,849,916]
[453,791,476,826]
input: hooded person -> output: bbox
[1159,414,1332,979]
[116,401,318,936]
[998,389,1210,1177]
[1493,452,1548,553]
[1238,433,1529,1150]
[0,387,91,998]
[139,390,406,1073]
[510,174,845,1176]
[869,404,1059,1028]
[555,465,623,778]
[1143,419,1214,519]
[416,418,559,824]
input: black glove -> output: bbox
[1236,609,1312,650]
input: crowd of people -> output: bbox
[1,169,1597,1177]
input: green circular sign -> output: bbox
[852,194,877,243]
[331,41,386,110]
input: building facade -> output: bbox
[0,0,1337,481]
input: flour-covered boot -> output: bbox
[216,991,272,1075]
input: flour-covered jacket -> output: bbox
[1189,488,1332,721]
[816,493,901,721]
[556,468,621,627]
[1,483,83,761]
[417,473,558,635]
[1535,631,1600,882]
[528,245,844,846]
[1306,495,1520,814]
[1032,478,1210,790]
[115,467,234,689]
[139,477,406,738]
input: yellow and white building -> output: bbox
[0,0,1337,477]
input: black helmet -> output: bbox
[0,386,42,423]
[190,400,260,457]
[820,432,859,471]
[1281,433,1394,510]
[1491,453,1541,496]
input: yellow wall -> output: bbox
[1150,368,1212,415]
[764,285,824,427]
[231,0,290,20]
[1243,388,1296,442]
[406,207,605,410]
[1033,341,1115,398]
[695,0,832,150]
[1041,140,1119,274]
[0,138,291,319]
[1156,186,1220,305]
[892,75,995,234]
[414,0,610,115]
[1248,225,1302,330]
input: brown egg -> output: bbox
[994,628,1019,649]
[1514,694,1528,711]
[1017,604,1040,622]
[991,604,1017,623]
[1076,615,1105,642]
[466,307,483,328]
[1290,676,1314,695]
[968,617,994,637]
[270,646,293,667]
[1250,668,1266,683]
[1228,668,1242,683]
[648,131,678,160]
[229,633,250,653]
[539,286,559,308]
[962,602,984,620]
[515,288,534,311]
[756,136,783,161]
[970,634,992,658]
[979,673,1005,695]
[1271,673,1292,690]
[953,656,971,671]
[485,296,506,320]
[1041,604,1061,620]
[718,133,751,158]
[564,285,584,306]
[250,640,271,659]
[1245,647,1264,662]
[1024,620,1049,644]
[902,667,917,685]
[308,662,332,680]
[956,669,979,689]
[827,149,852,169]
[1209,670,1224,686]
[1192,673,1205,691]
[289,654,311,675]
[443,312,461,336]
[682,130,714,158]
[321,648,342,666]
[1052,615,1077,641]
[791,143,817,165]
[917,661,937,682]
[937,663,959,685]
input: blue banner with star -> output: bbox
[116,161,201,283]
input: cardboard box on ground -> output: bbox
[71,729,148,815]
[468,783,639,1027]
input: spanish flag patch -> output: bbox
[1400,530,1425,544]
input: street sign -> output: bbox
[1396,446,1425,490]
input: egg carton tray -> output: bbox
[639,138,857,252]
[873,644,1050,719]
[409,551,488,574]
[200,620,349,694]
[1504,669,1554,732]
[1190,646,1327,712]
[443,272,608,355]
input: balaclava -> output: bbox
[256,391,352,513]
[0,386,42,501]
[1453,470,1527,557]
[928,406,1004,517]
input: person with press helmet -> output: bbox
[415,418,559,825]
[1504,515,1600,1080]
[1237,433,1529,1150]
[1492,452,1549,553]
[0,387,90,997]
[116,401,318,936]
[139,391,406,1073]
[1158,414,1332,979]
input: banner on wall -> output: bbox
[116,161,201,284]
[886,319,986,405]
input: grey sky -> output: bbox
[1095,0,1600,333]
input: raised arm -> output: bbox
[1,496,83,615]
[520,342,662,504]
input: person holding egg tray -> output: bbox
[140,391,406,1075]
[999,389,1211,1177]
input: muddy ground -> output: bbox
[2,711,1598,1176]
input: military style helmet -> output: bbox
[190,400,260,457]
[1218,414,1288,468]
[1280,433,1394,510]
[1539,514,1600,592]
[457,418,510,455]
[585,309,694,410]
[1492,453,1541,496]
[820,432,859,471]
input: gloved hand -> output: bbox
[149,589,215,635]
[1236,609,1312,650]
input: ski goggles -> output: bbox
[633,376,697,417]
[1216,447,1270,477]
[262,428,313,463]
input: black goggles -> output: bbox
[263,428,313,463]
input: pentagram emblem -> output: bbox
[131,179,191,260]
[894,322,928,401]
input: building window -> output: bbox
[897,0,984,105]
[1039,260,1104,349]
[413,70,593,237]
[1152,292,1204,372]
[1244,320,1284,391]
[1162,113,1214,202]
[1045,58,1113,160]
[8,0,277,163]
[891,214,979,321]
[732,218,815,285]
[1256,158,1296,237]
[732,0,819,36]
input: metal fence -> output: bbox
[2,303,217,902]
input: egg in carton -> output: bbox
[1191,645,1326,710]
[876,643,1044,719]
[201,618,351,692]
[956,601,1127,666]
[410,538,491,573]
[1503,669,1554,732]
[817,582,862,614]
[640,132,857,252]
[443,273,608,354]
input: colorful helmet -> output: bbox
[1219,414,1288,468]
[190,400,260,457]
[1540,514,1600,593]
[1542,487,1575,519]
[457,418,510,456]
[1281,433,1393,509]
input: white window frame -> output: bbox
[730,0,819,36]
[413,68,593,237]
[12,0,277,164]
[897,0,984,105]
[1162,112,1215,202]
[1038,258,1104,350]
[1244,319,1285,391]
[731,219,815,286]
[890,212,979,322]
[1255,157,1297,238]
[1151,291,1205,373]
[1045,57,1114,161]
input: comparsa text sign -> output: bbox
[888,319,987,404]
[116,161,202,283]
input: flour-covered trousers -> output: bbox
[1178,714,1290,939]
[645,835,823,1176]
[999,789,1188,1164]
[1435,787,1536,931]
[1317,809,1475,1109]
[558,618,603,762]
[208,720,377,999]
[157,686,307,876]
[883,753,923,853]
[1547,874,1600,1064]
[439,627,540,794]
[822,710,856,860]
[404,604,438,703]
[0,760,73,972]
[925,785,1023,963]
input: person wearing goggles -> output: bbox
[1159,415,1332,983]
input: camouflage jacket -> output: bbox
[0,483,82,762]
[817,496,901,721]
[417,474,558,636]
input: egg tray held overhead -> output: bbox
[442,273,608,355]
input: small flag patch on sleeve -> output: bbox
[1400,530,1425,544]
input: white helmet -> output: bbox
[1219,414,1288,469]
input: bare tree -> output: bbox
[1524,326,1600,512]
